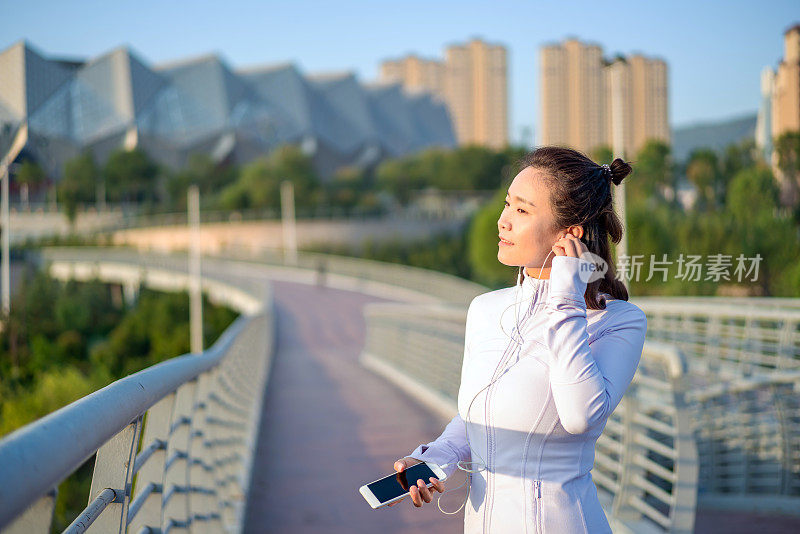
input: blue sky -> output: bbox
[2,0,797,144]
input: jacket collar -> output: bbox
[517,265,551,314]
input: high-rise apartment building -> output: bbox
[769,23,800,208]
[380,55,445,100]
[541,40,605,155]
[756,67,775,161]
[380,38,508,149]
[540,38,669,158]
[772,24,800,140]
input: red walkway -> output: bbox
[242,281,466,533]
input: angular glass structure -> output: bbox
[0,40,457,180]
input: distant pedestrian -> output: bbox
[316,259,327,288]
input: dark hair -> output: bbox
[515,146,633,310]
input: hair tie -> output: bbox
[601,163,613,184]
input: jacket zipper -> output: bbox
[484,322,521,533]
[535,479,542,534]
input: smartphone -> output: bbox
[359,461,447,509]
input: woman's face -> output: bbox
[497,166,562,271]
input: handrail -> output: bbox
[0,253,276,533]
[636,299,800,377]
[39,246,490,306]
[0,315,248,528]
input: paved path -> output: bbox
[242,281,466,533]
[695,508,800,533]
[240,277,800,533]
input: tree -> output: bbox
[167,153,238,210]
[60,153,99,223]
[591,145,613,166]
[217,145,320,212]
[726,165,779,223]
[722,138,757,178]
[685,148,720,211]
[723,164,799,295]
[467,187,515,287]
[103,148,158,204]
[774,131,800,212]
[631,141,674,208]
[440,145,508,190]
[15,160,46,208]
[327,165,367,211]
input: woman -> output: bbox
[389,146,648,533]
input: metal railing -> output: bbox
[359,302,698,533]
[0,255,276,534]
[635,298,800,378]
[688,371,800,514]
[228,247,488,307]
[593,342,697,533]
[39,246,489,307]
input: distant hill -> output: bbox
[671,112,757,163]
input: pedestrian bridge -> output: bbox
[0,247,798,533]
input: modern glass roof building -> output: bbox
[0,41,457,180]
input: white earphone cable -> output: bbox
[435,244,560,515]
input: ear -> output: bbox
[569,226,584,240]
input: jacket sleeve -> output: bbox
[543,255,648,435]
[405,297,479,479]
[407,413,470,479]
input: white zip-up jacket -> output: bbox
[407,255,647,533]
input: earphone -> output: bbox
[433,232,574,514]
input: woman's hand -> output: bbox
[387,457,446,508]
[552,234,588,258]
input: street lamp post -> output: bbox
[188,185,203,354]
[280,180,297,266]
[609,65,629,293]
[1,122,29,316]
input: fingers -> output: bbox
[553,235,585,258]
[387,496,405,507]
[408,484,421,506]
[393,457,420,473]
[562,236,579,257]
[386,461,442,509]
[429,477,444,493]
[408,480,431,506]
[417,478,433,503]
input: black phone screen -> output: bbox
[367,463,438,504]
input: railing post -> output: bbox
[0,488,57,534]
[611,393,645,524]
[670,372,699,532]
[778,319,796,371]
[189,371,216,533]
[205,367,226,529]
[85,417,142,533]
[705,315,721,375]
[162,380,197,531]
[128,393,175,533]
